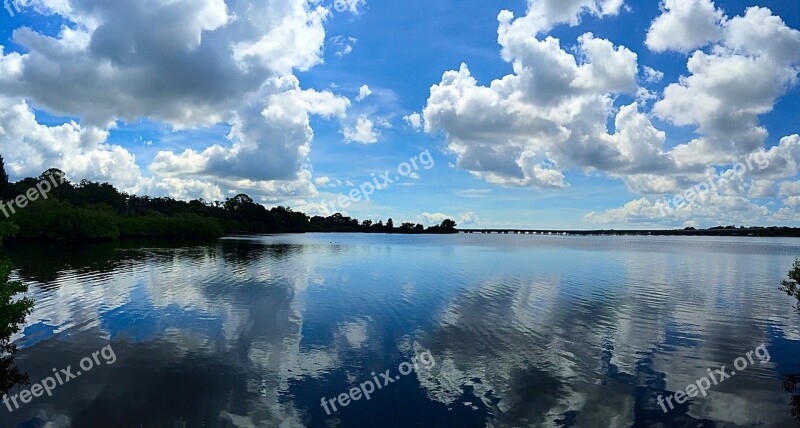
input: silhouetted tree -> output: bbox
[400,222,416,233]
[424,219,458,234]
[224,194,255,211]
[0,156,10,200]
[41,168,66,184]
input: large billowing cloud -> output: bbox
[606,3,800,225]
[655,6,800,164]
[422,0,800,225]
[586,136,800,226]
[423,1,674,189]
[150,77,349,182]
[0,0,354,201]
[0,96,141,186]
[3,0,326,126]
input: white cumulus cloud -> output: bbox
[343,116,380,144]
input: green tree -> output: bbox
[0,260,34,356]
[781,259,800,311]
[0,224,33,394]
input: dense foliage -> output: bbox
[0,216,32,394]
[0,260,33,358]
[0,167,458,241]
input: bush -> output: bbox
[8,199,225,241]
[781,259,800,311]
[0,259,33,355]
[117,214,225,238]
[10,199,120,240]
[0,258,34,394]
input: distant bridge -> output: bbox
[458,229,605,235]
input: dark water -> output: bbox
[1,234,800,427]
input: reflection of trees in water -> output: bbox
[3,241,122,283]
[782,372,800,423]
[218,239,270,266]
[0,259,34,396]
[218,239,303,267]
[2,239,218,285]
[3,237,307,288]
[0,356,28,395]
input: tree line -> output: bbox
[0,159,457,241]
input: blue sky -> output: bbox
[1,0,799,229]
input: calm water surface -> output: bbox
[2,234,799,427]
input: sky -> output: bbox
[0,0,799,230]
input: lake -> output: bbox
[1,234,799,427]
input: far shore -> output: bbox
[457,226,800,237]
